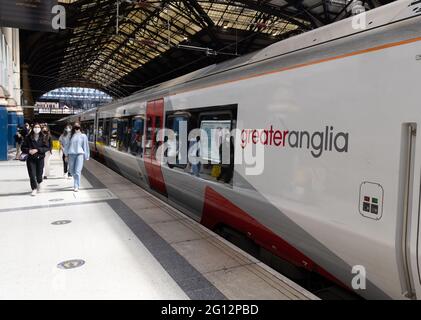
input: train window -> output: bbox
[97,118,111,146]
[117,118,130,152]
[110,119,118,148]
[165,105,237,185]
[109,118,127,150]
[105,119,111,146]
[165,112,190,168]
[88,123,94,142]
[198,112,235,184]
[82,120,94,142]
[97,119,104,144]
[120,118,130,152]
[129,116,144,157]
[106,117,143,154]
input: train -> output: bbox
[58,0,421,299]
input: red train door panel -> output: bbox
[144,99,167,195]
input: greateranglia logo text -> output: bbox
[148,122,350,176]
[240,126,349,158]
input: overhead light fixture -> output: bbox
[222,20,229,29]
[177,44,217,56]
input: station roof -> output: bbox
[21,0,395,100]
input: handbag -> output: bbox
[19,153,28,161]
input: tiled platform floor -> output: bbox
[0,149,318,300]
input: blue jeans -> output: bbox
[68,154,84,189]
[191,162,201,177]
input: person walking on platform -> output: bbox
[23,123,31,137]
[65,122,89,192]
[21,123,50,196]
[59,124,72,179]
[42,125,53,179]
[14,127,24,160]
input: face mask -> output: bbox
[65,128,71,132]
[33,128,41,134]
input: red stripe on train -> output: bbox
[200,186,347,289]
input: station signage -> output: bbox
[34,101,82,115]
[0,0,58,32]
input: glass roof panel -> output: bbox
[56,0,310,93]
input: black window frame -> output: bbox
[165,104,237,186]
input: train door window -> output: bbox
[153,113,164,160]
[144,115,153,157]
[130,116,144,156]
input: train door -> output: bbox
[398,123,421,299]
[144,99,167,195]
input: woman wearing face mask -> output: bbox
[42,125,53,179]
[21,123,50,196]
[59,124,72,179]
[65,122,90,192]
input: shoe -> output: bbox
[31,190,37,196]
[74,188,79,192]
[37,183,42,192]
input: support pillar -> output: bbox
[17,105,24,128]
[21,64,34,121]
[0,86,8,161]
[7,98,18,147]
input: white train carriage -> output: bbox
[59,0,421,299]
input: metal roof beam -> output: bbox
[83,0,170,82]
[220,0,312,30]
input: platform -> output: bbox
[0,150,318,300]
